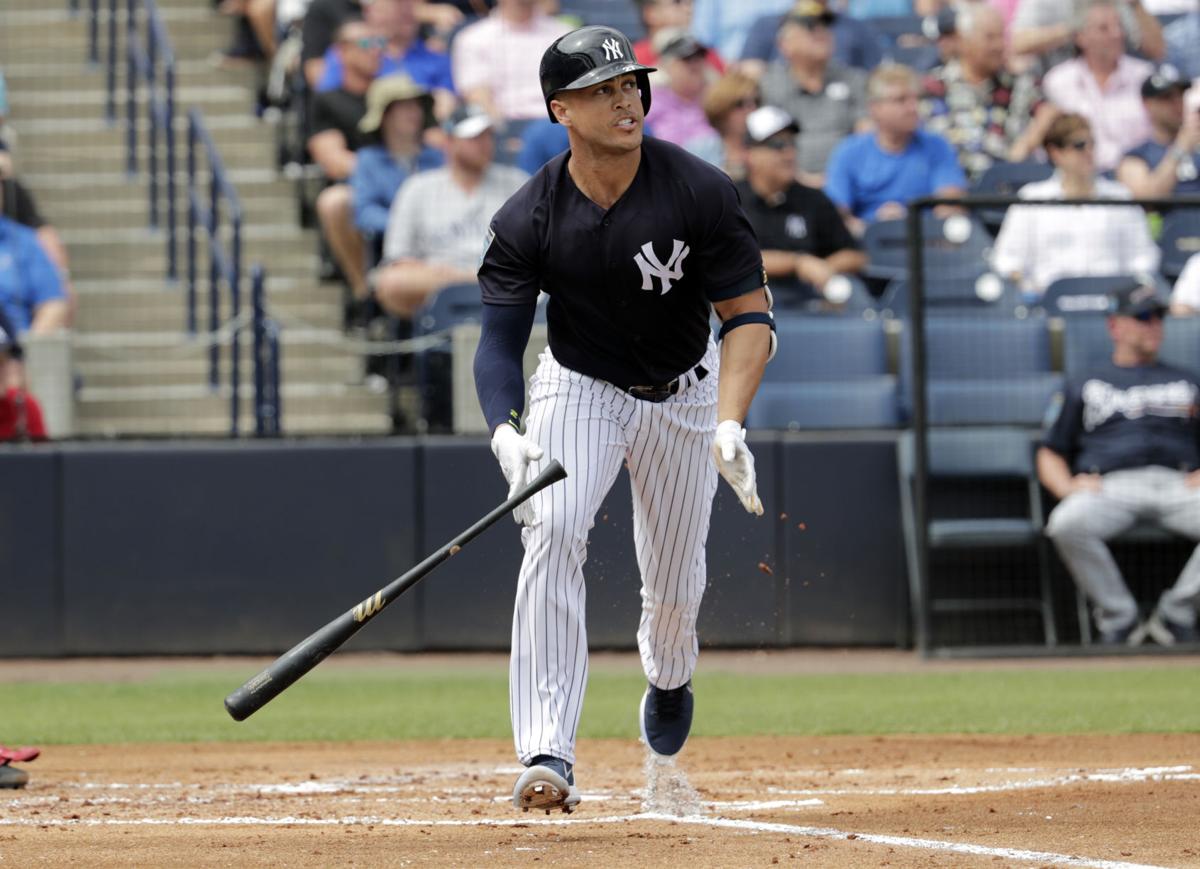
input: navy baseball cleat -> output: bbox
[640,680,694,756]
[512,755,580,814]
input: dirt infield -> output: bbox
[3,733,1198,868]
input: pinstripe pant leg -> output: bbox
[627,346,719,691]
[510,352,630,766]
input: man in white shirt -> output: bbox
[1169,253,1200,314]
[373,107,529,318]
[450,0,570,121]
[991,113,1160,296]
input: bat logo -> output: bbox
[353,591,384,623]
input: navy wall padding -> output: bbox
[0,450,62,655]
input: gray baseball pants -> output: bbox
[1045,466,1200,632]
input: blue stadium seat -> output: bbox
[886,42,940,70]
[905,317,1063,425]
[415,282,484,335]
[1039,274,1169,317]
[971,159,1054,233]
[1158,210,1200,279]
[558,0,645,37]
[863,213,993,283]
[744,316,901,429]
[880,273,1022,318]
[897,426,1058,649]
[868,14,926,46]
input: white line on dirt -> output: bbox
[0,812,1168,868]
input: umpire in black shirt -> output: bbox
[734,106,864,308]
[1039,281,1200,646]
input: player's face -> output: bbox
[552,73,644,153]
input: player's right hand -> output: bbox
[712,419,764,516]
[491,424,545,525]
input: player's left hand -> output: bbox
[712,420,763,516]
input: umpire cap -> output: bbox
[540,25,656,124]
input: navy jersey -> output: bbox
[478,136,764,390]
[1042,360,1200,475]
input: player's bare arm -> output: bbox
[712,288,771,425]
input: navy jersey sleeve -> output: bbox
[692,173,764,303]
[478,193,542,306]
[1041,382,1082,463]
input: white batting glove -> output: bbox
[491,424,545,526]
[712,419,763,516]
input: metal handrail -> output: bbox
[251,266,283,437]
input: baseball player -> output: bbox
[472,25,775,814]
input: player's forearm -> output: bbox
[475,301,536,433]
[716,324,770,425]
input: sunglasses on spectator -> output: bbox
[799,16,835,29]
[1132,309,1164,322]
[1062,138,1094,152]
[346,36,387,50]
[757,136,796,151]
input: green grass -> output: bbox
[5,664,1200,744]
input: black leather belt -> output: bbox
[626,364,708,403]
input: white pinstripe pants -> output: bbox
[511,342,720,766]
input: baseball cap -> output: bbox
[655,29,709,62]
[1108,280,1169,318]
[1142,64,1189,99]
[443,104,493,139]
[745,105,801,146]
[787,0,837,27]
[358,74,434,133]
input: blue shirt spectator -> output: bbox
[350,144,445,239]
[317,40,454,94]
[692,0,793,61]
[741,7,889,71]
[825,128,966,221]
[1164,13,1199,81]
[0,216,66,333]
[516,119,569,175]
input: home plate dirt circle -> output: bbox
[2,735,1198,867]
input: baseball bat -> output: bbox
[223,459,567,721]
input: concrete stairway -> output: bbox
[2,0,392,436]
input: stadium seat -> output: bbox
[1158,209,1200,280]
[971,159,1054,234]
[558,0,645,37]
[415,282,484,431]
[904,317,1062,425]
[886,42,940,70]
[863,213,993,283]
[1039,274,1169,318]
[868,14,926,46]
[879,273,1022,318]
[743,316,901,429]
[897,426,1058,650]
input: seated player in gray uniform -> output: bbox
[473,25,775,814]
[1039,282,1200,647]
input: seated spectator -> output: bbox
[1164,11,1199,82]
[1042,0,1156,173]
[633,0,727,73]
[350,75,445,252]
[1169,252,1200,315]
[373,107,528,318]
[644,31,719,149]
[0,203,69,336]
[450,0,570,122]
[824,63,966,235]
[991,113,1160,297]
[1039,281,1200,646]
[737,107,866,305]
[1009,0,1163,74]
[515,118,569,174]
[919,4,1057,183]
[686,71,760,180]
[307,18,383,304]
[316,0,456,119]
[740,0,888,76]
[1116,65,1200,199]
[300,0,366,88]
[0,309,47,443]
[1,152,76,319]
[691,0,793,62]
[758,1,869,187]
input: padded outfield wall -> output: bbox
[0,435,908,656]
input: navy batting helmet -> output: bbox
[539,26,656,124]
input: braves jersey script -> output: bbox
[479,136,763,390]
[477,136,765,769]
[1043,360,1200,475]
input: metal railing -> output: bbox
[251,266,283,437]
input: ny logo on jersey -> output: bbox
[634,239,690,295]
[601,37,624,61]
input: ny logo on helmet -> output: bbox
[634,239,689,295]
[602,37,624,61]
